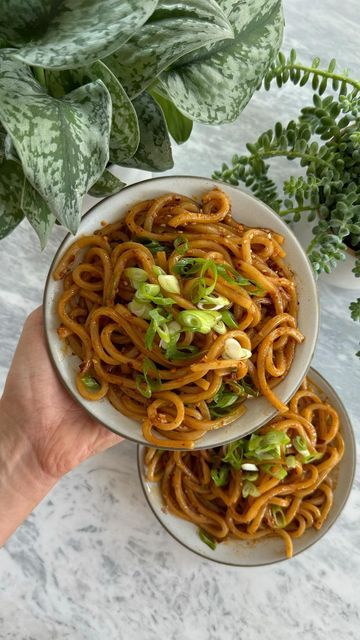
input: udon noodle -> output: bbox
[145,377,344,558]
[54,188,304,448]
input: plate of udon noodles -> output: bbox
[139,369,355,565]
[44,176,318,449]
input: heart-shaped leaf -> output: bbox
[151,91,193,144]
[0,51,112,234]
[22,180,56,249]
[0,159,24,239]
[104,0,233,99]
[89,169,126,197]
[158,0,284,124]
[45,62,139,162]
[1,0,158,69]
[121,93,173,172]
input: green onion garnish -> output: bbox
[197,293,230,311]
[243,471,259,481]
[127,299,152,319]
[81,376,100,390]
[261,464,288,480]
[158,274,180,294]
[145,307,172,349]
[208,384,240,417]
[177,309,221,334]
[210,465,230,487]
[285,455,297,469]
[293,436,310,457]
[245,430,290,461]
[153,265,166,276]
[271,505,286,528]
[135,282,174,306]
[198,529,217,550]
[135,357,161,398]
[222,439,245,469]
[220,309,238,328]
[242,480,260,498]
[174,236,189,256]
[213,320,227,335]
[124,267,148,289]
[136,238,170,255]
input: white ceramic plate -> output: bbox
[44,176,319,449]
[137,368,356,566]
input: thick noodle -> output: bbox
[54,189,304,448]
[145,377,344,558]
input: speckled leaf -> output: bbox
[89,170,126,197]
[0,159,24,238]
[4,133,20,163]
[159,0,284,124]
[46,62,139,162]
[121,93,173,172]
[0,51,112,234]
[1,0,158,69]
[0,127,6,157]
[22,180,56,249]
[151,91,193,144]
[104,0,233,98]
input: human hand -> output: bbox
[0,306,122,544]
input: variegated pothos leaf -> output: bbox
[89,170,126,197]
[1,0,158,69]
[0,51,112,234]
[103,0,233,98]
[21,181,56,249]
[120,92,173,172]
[45,62,139,162]
[0,159,24,238]
[159,0,284,124]
[151,91,193,145]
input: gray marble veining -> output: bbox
[0,2,359,638]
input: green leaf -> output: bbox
[2,0,158,69]
[0,159,24,238]
[45,61,139,163]
[159,0,284,123]
[21,180,56,249]
[120,92,173,171]
[89,170,126,198]
[4,133,20,163]
[103,0,233,98]
[0,51,112,234]
[151,91,193,144]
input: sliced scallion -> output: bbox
[242,480,260,498]
[198,528,217,550]
[81,376,100,390]
[177,309,221,334]
[124,267,148,289]
[158,274,180,294]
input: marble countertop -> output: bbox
[0,2,359,638]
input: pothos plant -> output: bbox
[213,50,360,354]
[0,0,284,248]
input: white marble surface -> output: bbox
[1,2,360,638]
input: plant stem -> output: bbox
[243,149,332,168]
[278,205,318,217]
[280,62,360,91]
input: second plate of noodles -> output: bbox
[139,368,355,565]
[44,176,319,449]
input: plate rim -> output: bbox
[43,174,319,449]
[136,366,356,567]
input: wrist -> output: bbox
[0,400,57,545]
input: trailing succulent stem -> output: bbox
[213,50,360,354]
